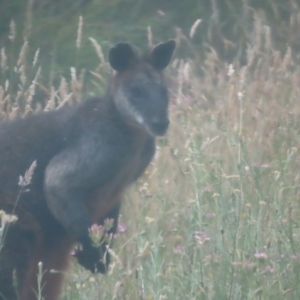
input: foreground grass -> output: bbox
[65,42,300,299]
[1,19,300,300]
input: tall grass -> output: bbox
[1,14,300,300]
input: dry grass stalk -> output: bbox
[32,48,40,67]
[9,105,20,120]
[24,103,33,117]
[4,80,9,92]
[76,16,83,49]
[0,48,7,72]
[17,41,28,67]
[58,77,69,101]
[0,211,18,230]
[264,25,272,51]
[44,87,56,111]
[18,65,26,87]
[176,60,184,104]
[24,0,34,38]
[70,67,77,83]
[0,87,3,103]
[56,93,73,110]
[18,160,37,187]
[189,19,202,38]
[107,246,123,270]
[8,19,16,42]
[26,66,41,105]
[112,280,124,300]
[147,26,153,47]
[282,47,292,70]
[88,37,105,65]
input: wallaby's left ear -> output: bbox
[149,40,176,70]
[109,43,138,72]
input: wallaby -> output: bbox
[0,39,176,300]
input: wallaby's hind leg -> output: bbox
[0,255,16,300]
[0,222,72,300]
[40,237,74,300]
[21,235,75,300]
[0,224,35,300]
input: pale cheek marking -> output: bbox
[115,89,145,125]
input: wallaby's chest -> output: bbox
[86,135,155,222]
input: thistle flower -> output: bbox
[89,224,105,247]
[104,218,114,231]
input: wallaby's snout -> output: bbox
[149,116,169,136]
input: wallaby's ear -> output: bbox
[148,40,176,70]
[109,43,137,72]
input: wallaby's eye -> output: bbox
[130,86,145,98]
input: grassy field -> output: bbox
[1,17,300,300]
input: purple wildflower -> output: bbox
[254,252,268,260]
[243,262,254,268]
[118,224,127,233]
[89,224,105,238]
[232,262,242,268]
[194,231,211,244]
[183,96,192,103]
[203,186,213,192]
[173,245,183,254]
[264,265,274,273]
[206,212,216,218]
[261,163,270,168]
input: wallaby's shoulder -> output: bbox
[72,95,146,146]
[69,96,116,130]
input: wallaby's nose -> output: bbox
[150,117,170,136]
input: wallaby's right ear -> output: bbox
[109,43,137,72]
[148,40,176,70]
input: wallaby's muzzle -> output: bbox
[149,117,169,136]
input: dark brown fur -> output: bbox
[0,40,175,300]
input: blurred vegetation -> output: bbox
[1,0,300,80]
[0,0,300,106]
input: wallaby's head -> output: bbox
[108,40,176,136]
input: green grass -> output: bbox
[66,34,300,299]
[1,14,300,300]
